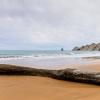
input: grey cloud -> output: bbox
[0,0,100,49]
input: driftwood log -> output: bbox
[0,64,100,85]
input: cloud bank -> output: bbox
[0,0,100,50]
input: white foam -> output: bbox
[73,69,98,75]
[0,51,100,60]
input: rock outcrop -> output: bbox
[0,64,100,85]
[72,43,100,51]
[61,48,64,51]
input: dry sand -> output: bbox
[0,61,100,100]
[0,76,100,100]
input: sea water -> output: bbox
[0,50,100,69]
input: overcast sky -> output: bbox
[0,0,100,50]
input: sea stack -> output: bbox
[72,43,100,51]
[61,48,64,51]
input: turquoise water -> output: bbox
[0,50,100,69]
[0,50,100,58]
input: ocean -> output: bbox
[0,50,100,69]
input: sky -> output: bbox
[0,0,100,50]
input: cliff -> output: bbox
[72,43,100,51]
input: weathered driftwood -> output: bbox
[0,64,100,85]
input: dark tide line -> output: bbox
[0,64,100,85]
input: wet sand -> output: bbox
[76,61,100,71]
[0,62,100,100]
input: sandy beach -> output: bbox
[1,0,100,99]
[0,75,99,100]
[76,60,100,71]
[0,61,100,100]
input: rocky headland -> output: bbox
[72,43,100,51]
